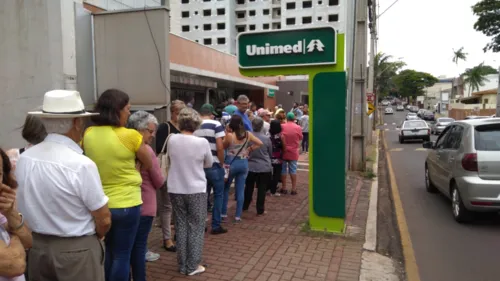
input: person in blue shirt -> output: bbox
[233,95,253,132]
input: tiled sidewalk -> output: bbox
[146,167,370,281]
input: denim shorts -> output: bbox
[281,160,298,175]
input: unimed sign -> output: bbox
[237,26,337,69]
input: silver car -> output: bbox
[398,120,430,143]
[424,118,500,223]
[430,117,455,135]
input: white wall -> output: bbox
[85,0,161,10]
[0,0,78,148]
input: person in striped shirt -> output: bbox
[193,104,228,235]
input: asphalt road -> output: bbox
[382,109,500,281]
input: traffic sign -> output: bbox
[367,102,375,115]
[366,92,375,103]
[237,26,337,69]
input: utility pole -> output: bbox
[496,66,500,117]
[369,0,378,131]
[350,0,368,171]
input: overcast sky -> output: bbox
[377,0,500,78]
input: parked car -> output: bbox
[465,115,490,120]
[422,110,435,121]
[385,107,394,115]
[417,109,426,118]
[398,120,430,143]
[396,105,405,111]
[423,118,500,223]
[430,117,455,135]
[406,104,412,110]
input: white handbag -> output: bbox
[157,133,173,178]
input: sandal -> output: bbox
[164,244,177,252]
[280,189,288,195]
[291,191,297,195]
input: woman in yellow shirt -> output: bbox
[83,89,152,281]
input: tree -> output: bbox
[452,47,468,64]
[392,70,439,99]
[462,63,498,94]
[374,52,405,97]
[472,0,500,53]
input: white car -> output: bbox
[385,107,394,115]
[406,112,418,120]
[396,105,405,111]
[398,120,430,143]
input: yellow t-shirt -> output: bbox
[83,126,143,209]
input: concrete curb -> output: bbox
[363,129,379,251]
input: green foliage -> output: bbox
[452,47,468,64]
[374,52,406,97]
[462,63,498,94]
[472,0,500,53]
[392,70,439,98]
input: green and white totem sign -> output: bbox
[237,26,347,233]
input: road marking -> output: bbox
[414,148,427,151]
[383,134,421,281]
[389,148,403,152]
[385,129,389,131]
[384,123,387,126]
[297,168,309,172]
[298,162,309,166]
[392,123,396,125]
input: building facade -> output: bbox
[85,0,345,55]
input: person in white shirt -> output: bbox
[15,90,111,281]
[166,108,213,276]
[258,109,272,136]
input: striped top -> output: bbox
[194,119,225,163]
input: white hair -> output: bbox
[237,95,249,103]
[127,111,158,130]
[40,118,74,135]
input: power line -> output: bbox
[377,0,402,19]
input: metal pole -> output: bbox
[496,66,500,117]
[370,0,378,131]
[346,0,357,174]
[350,0,368,171]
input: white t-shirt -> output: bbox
[167,134,213,194]
[15,134,109,237]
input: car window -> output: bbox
[444,125,464,150]
[435,126,452,149]
[474,124,500,151]
[403,121,427,128]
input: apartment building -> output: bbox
[174,0,345,54]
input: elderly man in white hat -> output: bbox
[15,90,111,281]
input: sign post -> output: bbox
[238,26,347,233]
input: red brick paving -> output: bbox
[146,168,370,281]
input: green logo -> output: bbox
[238,27,336,69]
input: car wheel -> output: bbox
[425,165,438,193]
[451,184,473,223]
[399,136,404,144]
[424,136,430,142]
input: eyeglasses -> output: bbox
[146,129,155,134]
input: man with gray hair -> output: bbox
[233,95,253,132]
[15,90,111,281]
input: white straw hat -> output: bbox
[28,90,98,118]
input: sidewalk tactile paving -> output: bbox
[146,171,370,281]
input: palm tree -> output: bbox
[374,52,405,97]
[452,47,468,65]
[462,63,498,95]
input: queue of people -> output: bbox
[0,90,307,281]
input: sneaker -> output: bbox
[211,227,228,235]
[234,217,242,223]
[221,215,228,223]
[271,193,281,197]
[145,250,160,262]
[188,265,206,276]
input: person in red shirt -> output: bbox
[280,112,303,195]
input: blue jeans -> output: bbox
[223,158,248,219]
[130,216,153,281]
[105,205,141,281]
[205,163,225,230]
